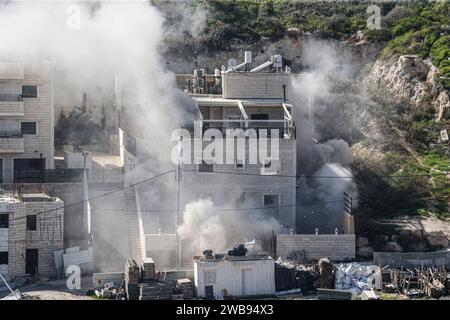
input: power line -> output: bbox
[183,169,448,179]
[92,199,347,213]
[5,170,174,223]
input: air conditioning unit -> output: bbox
[272,55,283,69]
[194,69,205,78]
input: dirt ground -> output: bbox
[1,276,94,300]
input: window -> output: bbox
[27,215,37,231]
[21,122,37,135]
[199,160,213,173]
[0,214,8,228]
[235,159,244,169]
[264,194,280,219]
[204,270,216,284]
[22,85,37,98]
[0,252,8,265]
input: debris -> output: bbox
[228,244,247,256]
[335,263,381,292]
[361,288,378,300]
[139,281,174,300]
[314,258,334,289]
[175,278,194,299]
[317,288,353,300]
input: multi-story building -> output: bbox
[180,53,297,230]
[0,60,54,184]
[0,189,64,278]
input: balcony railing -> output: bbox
[0,131,22,138]
[0,94,23,102]
[183,120,296,139]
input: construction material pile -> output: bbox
[382,266,447,298]
[124,258,175,300]
[125,259,141,300]
[140,281,174,300]
[141,258,156,281]
[275,259,317,293]
[314,258,334,289]
[335,263,381,295]
[175,279,194,299]
[94,281,126,300]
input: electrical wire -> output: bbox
[5,169,175,223]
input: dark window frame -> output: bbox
[0,252,8,265]
[21,122,37,135]
[26,215,37,231]
[0,214,9,228]
[22,85,38,98]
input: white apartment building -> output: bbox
[180,54,297,230]
[0,60,54,184]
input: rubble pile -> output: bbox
[94,281,126,300]
[275,259,317,293]
[335,263,381,295]
[314,258,334,289]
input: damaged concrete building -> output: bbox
[0,189,64,278]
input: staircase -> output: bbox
[124,187,143,261]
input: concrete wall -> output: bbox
[194,258,275,298]
[181,139,296,229]
[25,200,64,278]
[373,251,449,268]
[222,72,291,100]
[276,234,356,262]
[7,202,27,277]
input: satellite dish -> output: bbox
[227,58,237,70]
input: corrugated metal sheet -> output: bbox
[62,247,93,267]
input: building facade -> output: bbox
[0,60,54,184]
[180,59,297,230]
[0,191,64,278]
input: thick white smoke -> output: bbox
[292,39,359,233]
[178,198,283,254]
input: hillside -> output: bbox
[156,0,450,254]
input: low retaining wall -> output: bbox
[276,234,356,262]
[373,251,450,268]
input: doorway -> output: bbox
[26,249,38,276]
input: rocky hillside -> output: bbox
[157,1,450,255]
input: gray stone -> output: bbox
[384,241,403,252]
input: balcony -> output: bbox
[184,119,296,139]
[0,94,24,116]
[0,131,24,153]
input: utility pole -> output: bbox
[175,137,183,268]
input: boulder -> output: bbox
[356,236,370,247]
[356,246,374,259]
[425,231,449,249]
[384,241,403,252]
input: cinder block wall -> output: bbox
[373,251,449,268]
[25,200,64,278]
[222,73,291,100]
[276,234,356,262]
[8,203,27,277]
